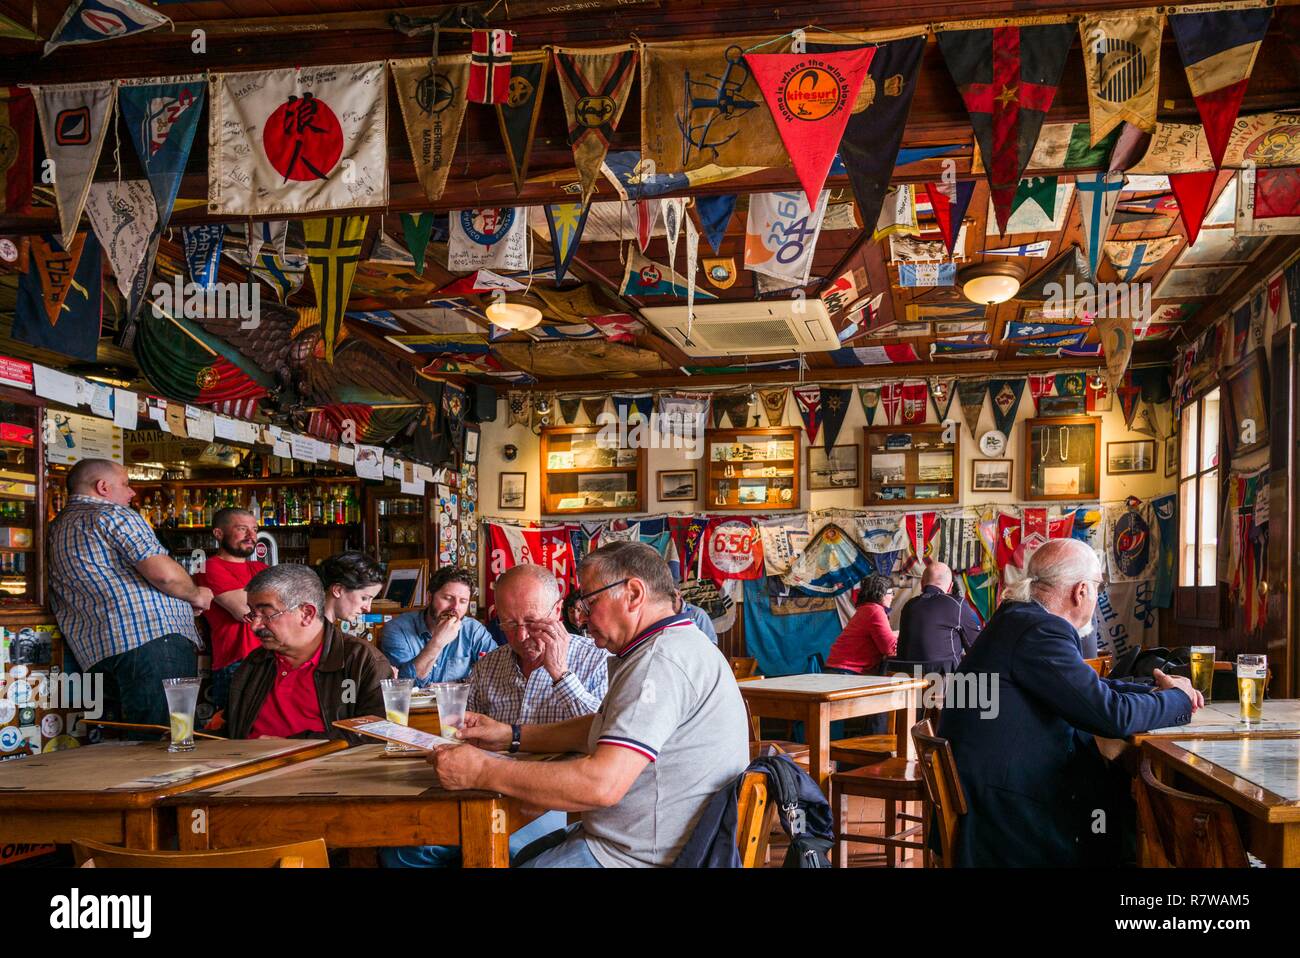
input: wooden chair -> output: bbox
[1134,757,1250,868]
[1083,657,1105,676]
[744,697,809,766]
[830,708,899,768]
[910,719,967,868]
[829,756,927,868]
[736,771,778,868]
[73,838,330,868]
[729,656,760,680]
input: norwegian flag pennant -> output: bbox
[881,382,903,425]
[469,29,514,105]
[1027,373,1054,413]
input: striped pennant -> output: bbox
[304,215,368,363]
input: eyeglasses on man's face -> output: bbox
[243,604,302,625]
[573,578,630,616]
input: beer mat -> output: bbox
[333,716,459,752]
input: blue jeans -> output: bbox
[515,824,603,868]
[88,634,199,737]
[380,809,569,868]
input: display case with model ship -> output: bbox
[1023,416,1101,501]
[705,427,800,511]
[540,426,646,515]
[863,425,959,506]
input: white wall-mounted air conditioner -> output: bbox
[638,300,838,357]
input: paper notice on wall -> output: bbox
[415,464,434,483]
[383,456,398,479]
[337,445,356,465]
[164,403,188,438]
[400,478,426,496]
[85,382,114,419]
[32,365,82,407]
[290,434,318,462]
[185,406,215,442]
[0,356,34,391]
[273,437,291,458]
[235,421,260,445]
[314,439,333,461]
[213,415,238,441]
[113,389,138,430]
[354,445,384,479]
[44,411,124,465]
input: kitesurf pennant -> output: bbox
[43,0,170,56]
[987,378,1025,435]
[469,29,513,104]
[0,87,34,214]
[183,225,224,290]
[1169,170,1218,247]
[553,46,638,203]
[303,215,368,363]
[819,386,853,452]
[793,385,821,443]
[924,179,976,257]
[33,80,117,248]
[494,49,549,193]
[545,202,590,286]
[936,23,1073,235]
[391,56,470,203]
[14,232,101,362]
[928,378,956,422]
[118,75,205,229]
[1103,236,1180,282]
[744,46,875,206]
[1076,172,1125,276]
[957,379,987,439]
[1078,13,1163,144]
[1169,7,1273,169]
[695,194,737,255]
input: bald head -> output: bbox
[496,564,562,610]
[922,560,953,591]
[1025,538,1103,630]
[66,458,134,507]
[494,564,564,663]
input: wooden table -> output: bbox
[1138,699,1300,743]
[0,738,344,850]
[1142,736,1300,867]
[167,744,523,867]
[739,673,928,795]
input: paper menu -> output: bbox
[332,717,458,751]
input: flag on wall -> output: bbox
[33,80,117,247]
[819,386,853,452]
[1103,236,1180,281]
[84,178,157,313]
[1169,170,1218,246]
[44,0,169,55]
[554,46,638,203]
[620,245,716,299]
[760,387,788,426]
[928,378,956,422]
[957,379,986,438]
[987,378,1025,435]
[880,382,902,425]
[1078,13,1163,143]
[494,50,549,193]
[468,29,513,104]
[0,87,34,213]
[448,208,528,272]
[391,56,470,203]
[1028,373,1054,413]
[118,75,205,228]
[13,233,102,361]
[304,215,368,363]
[695,194,737,255]
[898,381,927,426]
[858,384,881,425]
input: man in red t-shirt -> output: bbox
[197,507,267,708]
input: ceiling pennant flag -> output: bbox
[876,184,918,237]
[15,233,102,362]
[1117,379,1141,428]
[589,313,643,343]
[858,383,881,425]
[84,178,156,312]
[1103,236,1180,282]
[759,387,788,426]
[937,23,1073,235]
[1096,313,1135,388]
[928,378,956,422]
[984,240,1051,258]
[581,396,607,424]
[553,46,638,203]
[1078,13,1163,145]
[1235,166,1300,236]
[391,56,470,203]
[662,198,686,275]
[1011,175,1058,222]
[621,244,716,300]
[544,202,590,286]
[924,179,976,257]
[819,386,853,452]
[1027,372,1054,413]
[879,382,903,425]
[695,194,736,255]
[987,378,1025,435]
[634,198,660,253]
[1168,170,1218,247]
[29,232,87,325]
[495,49,549,193]
[250,251,307,303]
[1,11,39,39]
[303,215,368,363]
[44,0,170,56]
[182,225,224,291]
[684,215,700,340]
[900,381,928,426]
[118,76,205,229]
[745,189,830,286]
[34,81,117,247]
[1,87,35,214]
[557,397,581,425]
[1086,375,1109,411]
[957,379,987,439]
[715,392,752,429]
[449,208,528,272]
[809,34,927,249]
[793,385,821,443]
[401,213,436,276]
[1017,245,1092,302]
[1076,172,1125,276]
[702,257,736,289]
[1055,371,1086,400]
[613,392,654,426]
[1169,7,1272,169]
[469,29,513,104]
[744,46,875,206]
[246,220,286,263]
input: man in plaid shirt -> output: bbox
[48,459,213,733]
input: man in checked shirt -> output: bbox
[380,563,607,868]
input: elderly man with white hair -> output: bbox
[938,537,1202,867]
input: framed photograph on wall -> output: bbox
[971,459,1013,492]
[1023,416,1101,501]
[657,470,698,502]
[1164,434,1178,478]
[807,444,860,490]
[1224,348,1270,458]
[1107,440,1157,474]
[499,472,527,510]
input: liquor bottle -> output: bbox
[312,486,324,524]
[345,487,359,524]
[289,488,303,525]
[140,495,154,527]
[276,487,288,527]
[261,489,275,527]
[248,491,262,527]
[333,487,345,525]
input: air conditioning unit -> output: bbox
[638,300,839,357]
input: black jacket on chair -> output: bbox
[938,601,1192,867]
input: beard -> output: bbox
[222,540,256,558]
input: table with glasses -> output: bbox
[739,673,928,795]
[0,737,345,850]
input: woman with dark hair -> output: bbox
[561,588,587,635]
[824,575,898,676]
[318,551,386,628]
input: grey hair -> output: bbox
[495,563,562,606]
[1016,538,1102,603]
[579,541,676,603]
[247,564,326,617]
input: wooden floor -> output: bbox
[764,794,924,868]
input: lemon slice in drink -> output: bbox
[386,709,408,725]
[170,712,193,741]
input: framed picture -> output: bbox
[1224,348,1270,458]
[657,470,697,502]
[1037,395,1087,417]
[971,459,1013,492]
[464,426,479,464]
[1164,434,1178,478]
[1107,440,1157,474]
[807,444,860,490]
[614,491,638,508]
[1023,416,1101,501]
[498,472,527,510]
[375,559,428,611]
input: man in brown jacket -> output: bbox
[227,564,388,741]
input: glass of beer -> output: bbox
[430,682,470,739]
[380,678,413,752]
[1236,654,1268,722]
[162,677,201,752]
[1190,646,1216,701]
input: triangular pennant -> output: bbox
[30,233,87,325]
[613,392,654,425]
[634,198,660,253]
[621,245,717,299]
[819,386,853,452]
[391,57,471,202]
[1017,246,1092,302]
[987,378,1025,435]
[900,381,928,426]
[182,225,224,290]
[544,202,590,286]
[1012,176,1058,223]
[1096,313,1135,388]
[793,385,821,443]
[744,47,875,206]
[1169,170,1218,247]
[507,391,530,428]
[494,50,550,193]
[880,382,903,425]
[695,194,736,255]
[1076,172,1125,276]
[759,388,788,426]
[15,233,102,361]
[43,0,170,55]
[401,213,436,276]
[581,396,607,423]
[553,46,639,203]
[84,179,157,315]
[558,397,581,425]
[685,215,700,339]
[1078,13,1163,144]
[928,378,956,422]
[250,252,307,304]
[468,29,513,105]
[662,198,685,275]
[1027,373,1054,413]
[745,189,829,286]
[957,379,987,439]
[924,179,976,257]
[1118,383,1141,428]
[303,215,368,363]
[246,221,285,263]
[937,23,1073,234]
[718,392,753,429]
[1102,236,1180,282]
[33,81,117,248]
[118,77,205,229]
[0,87,35,215]
[858,383,881,425]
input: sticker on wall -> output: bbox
[43,734,80,752]
[0,700,14,725]
[0,726,20,751]
[39,712,63,739]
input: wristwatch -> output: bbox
[552,669,574,686]
[509,724,522,754]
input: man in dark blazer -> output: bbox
[939,538,1202,867]
[897,560,983,671]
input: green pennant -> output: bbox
[1063,122,1121,170]
[1012,176,1058,221]
[402,213,436,276]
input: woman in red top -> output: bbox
[825,575,898,675]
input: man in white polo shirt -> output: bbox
[432,541,749,867]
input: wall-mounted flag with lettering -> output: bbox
[620,245,716,299]
[898,262,955,287]
[924,180,976,257]
[33,80,117,247]
[469,29,513,104]
[1103,236,1180,281]
[304,215,368,363]
[118,75,205,228]
[553,46,638,203]
[984,240,1051,258]
[13,233,101,362]
[937,23,1073,235]
[448,208,528,272]
[209,62,388,215]
[494,50,549,193]
[745,189,829,286]
[1078,13,1163,144]
[43,0,169,56]
[544,202,590,286]
[0,87,34,214]
[391,56,470,203]
[183,225,224,290]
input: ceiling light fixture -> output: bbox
[486,301,543,331]
[959,263,1023,306]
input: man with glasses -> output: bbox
[226,564,389,740]
[431,541,749,867]
[939,537,1201,867]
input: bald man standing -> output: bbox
[896,560,983,671]
[48,458,213,734]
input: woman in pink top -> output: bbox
[825,576,898,675]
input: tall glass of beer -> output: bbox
[1190,646,1215,701]
[1236,654,1267,722]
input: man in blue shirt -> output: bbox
[380,567,495,686]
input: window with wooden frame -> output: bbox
[1176,386,1223,626]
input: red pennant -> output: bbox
[924,180,976,257]
[1118,385,1141,428]
[1022,508,1048,549]
[468,29,513,104]
[1195,81,1250,172]
[1027,373,1054,413]
[880,382,903,425]
[744,47,875,206]
[1255,168,1300,219]
[995,512,1021,570]
[1086,376,1109,412]
[1169,170,1219,247]
[634,198,658,253]
[793,385,821,443]
[1049,515,1074,540]
[900,381,928,425]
